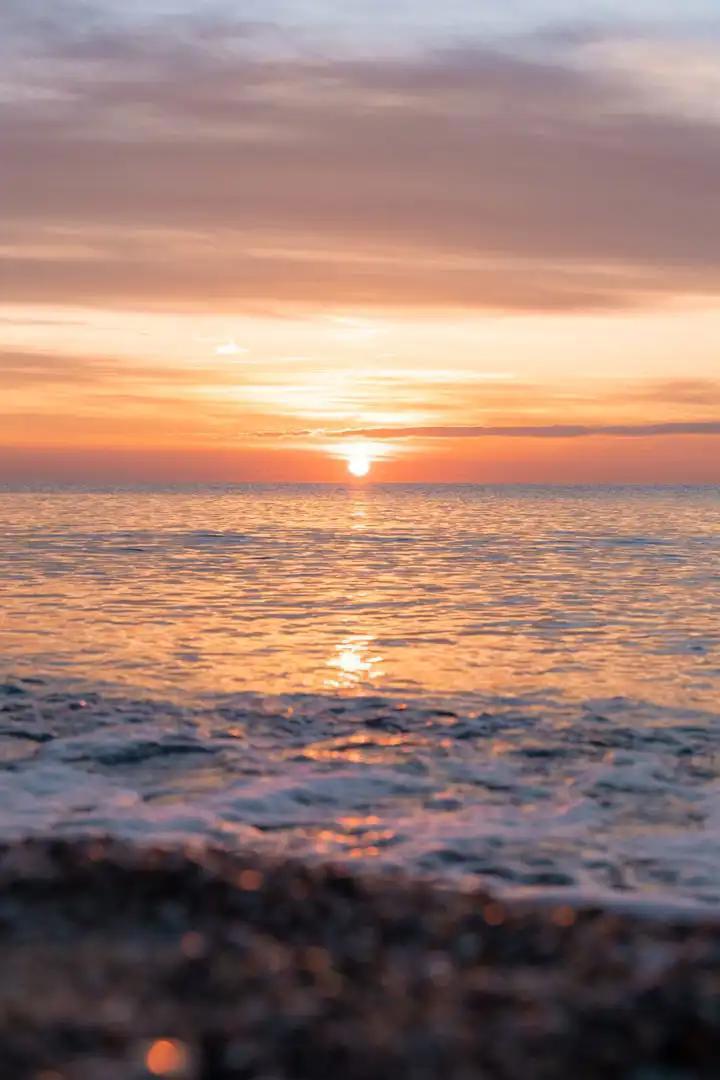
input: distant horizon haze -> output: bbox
[1,437,719,485]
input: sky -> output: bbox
[2,0,720,483]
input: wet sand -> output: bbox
[0,840,718,1078]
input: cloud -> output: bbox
[334,421,720,439]
[0,317,88,328]
[610,378,720,407]
[2,3,720,312]
[0,349,219,389]
[578,36,720,123]
[0,351,122,387]
[214,341,249,356]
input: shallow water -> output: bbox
[1,484,719,909]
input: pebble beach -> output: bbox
[2,838,720,1079]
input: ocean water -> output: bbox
[1,484,719,910]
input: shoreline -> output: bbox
[0,838,719,1078]
[3,675,720,913]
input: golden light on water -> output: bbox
[326,634,383,688]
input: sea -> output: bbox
[1,484,719,912]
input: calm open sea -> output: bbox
[1,484,719,909]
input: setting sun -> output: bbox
[347,448,371,478]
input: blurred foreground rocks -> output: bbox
[0,839,718,1078]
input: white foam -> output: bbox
[1,677,720,913]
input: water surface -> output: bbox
[1,485,719,909]
[2,484,718,704]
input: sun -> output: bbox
[347,447,371,478]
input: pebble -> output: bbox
[0,839,718,1078]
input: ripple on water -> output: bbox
[0,486,718,706]
[1,676,720,912]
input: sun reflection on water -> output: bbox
[326,634,383,688]
[1,487,718,708]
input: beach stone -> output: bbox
[0,840,718,1078]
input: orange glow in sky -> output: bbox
[1,2,719,483]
